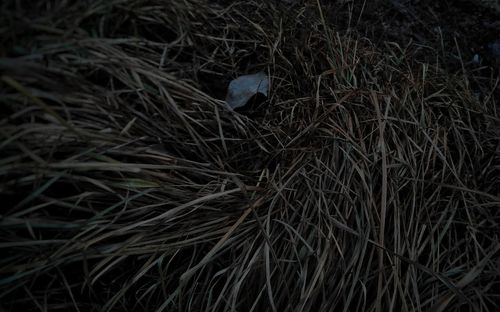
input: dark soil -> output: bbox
[326,0,500,68]
[315,0,500,111]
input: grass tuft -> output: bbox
[1,0,499,311]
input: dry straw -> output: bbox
[0,0,499,311]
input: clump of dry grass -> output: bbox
[1,0,499,311]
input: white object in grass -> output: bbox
[225,72,269,109]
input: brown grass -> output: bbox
[1,0,499,311]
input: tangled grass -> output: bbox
[1,0,499,311]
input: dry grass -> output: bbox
[1,0,500,311]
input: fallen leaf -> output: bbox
[225,72,269,109]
